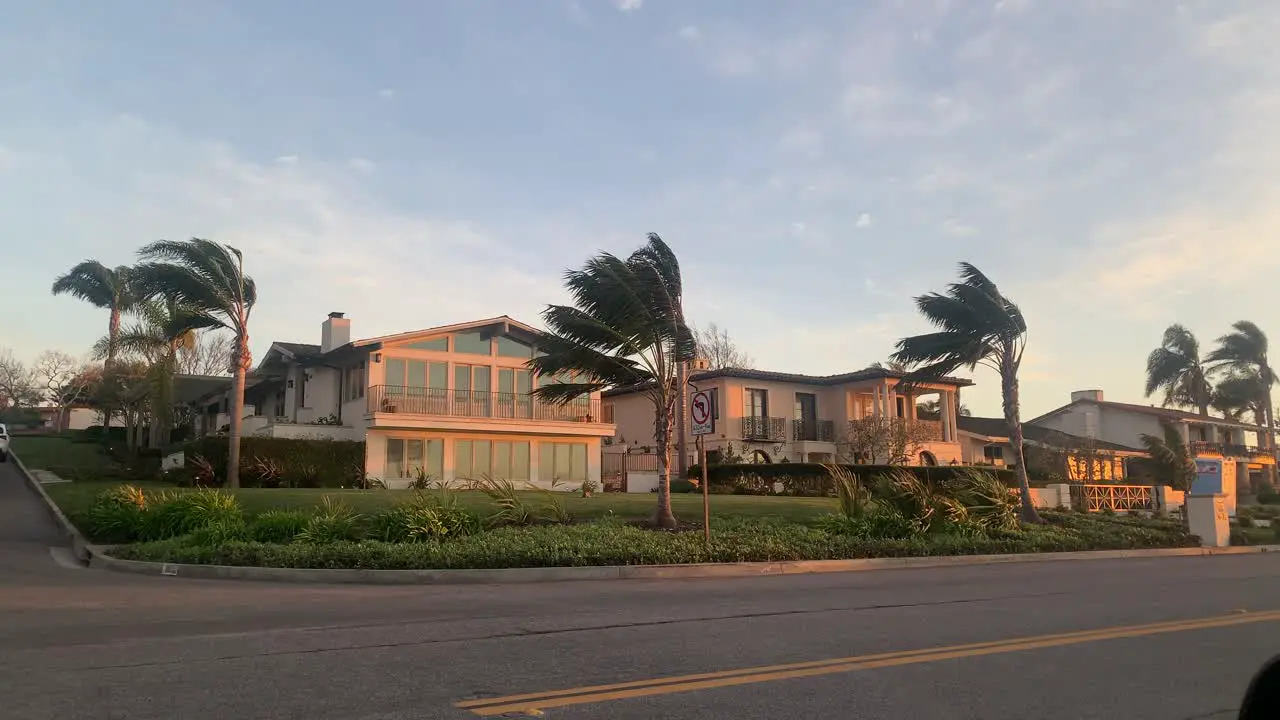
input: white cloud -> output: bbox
[347,157,376,174]
[855,212,872,228]
[789,221,806,235]
[614,0,642,12]
[274,155,298,164]
[994,0,1033,15]
[678,25,701,41]
[377,88,396,99]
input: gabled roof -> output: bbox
[603,366,973,398]
[349,315,543,349]
[274,342,321,359]
[1027,398,1267,432]
[957,415,1143,453]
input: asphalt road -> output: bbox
[3,460,1280,719]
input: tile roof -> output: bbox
[603,366,973,398]
[957,415,1143,452]
[273,342,322,358]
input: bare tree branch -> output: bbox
[0,349,41,409]
[177,330,233,376]
[693,322,753,370]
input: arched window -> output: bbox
[919,450,939,466]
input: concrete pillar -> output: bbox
[1186,493,1229,547]
[1207,425,1219,443]
[1177,422,1191,447]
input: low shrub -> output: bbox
[1259,492,1280,506]
[248,510,312,543]
[188,518,250,545]
[688,463,1021,496]
[83,485,149,543]
[669,479,698,493]
[184,436,365,488]
[369,493,482,542]
[142,489,242,540]
[295,497,363,544]
[111,512,1197,570]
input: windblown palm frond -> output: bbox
[1212,370,1267,424]
[1144,324,1212,414]
[530,233,694,527]
[1207,321,1277,479]
[1139,421,1196,491]
[51,260,133,309]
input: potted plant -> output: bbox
[580,479,598,497]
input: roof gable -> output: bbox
[1027,398,1267,432]
[352,315,543,350]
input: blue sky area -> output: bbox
[2,0,1278,417]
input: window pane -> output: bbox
[407,360,426,388]
[498,368,515,393]
[570,444,587,483]
[513,442,530,480]
[425,439,444,480]
[473,366,491,392]
[386,439,405,480]
[494,441,512,479]
[496,335,532,358]
[406,439,424,478]
[538,443,554,483]
[405,337,448,351]
[454,365,471,391]
[473,440,492,477]
[385,358,405,387]
[454,330,491,355]
[455,440,473,480]
[553,444,571,484]
[428,362,448,389]
[515,370,532,394]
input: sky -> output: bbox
[2,0,1278,419]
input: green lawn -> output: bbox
[9,435,118,474]
[45,481,838,526]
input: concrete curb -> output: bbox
[14,456,1280,585]
[10,450,94,564]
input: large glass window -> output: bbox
[495,335,533,358]
[404,337,449,351]
[454,364,492,417]
[454,330,492,355]
[538,442,588,484]
[344,361,366,401]
[385,437,444,480]
[745,388,768,418]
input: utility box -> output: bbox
[1186,493,1230,547]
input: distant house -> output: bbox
[184,313,615,489]
[955,415,1146,482]
[604,365,972,467]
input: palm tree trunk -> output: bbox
[651,398,677,528]
[1265,389,1277,492]
[1002,369,1043,524]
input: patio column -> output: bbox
[940,390,953,442]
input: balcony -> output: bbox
[741,416,786,442]
[368,385,602,423]
[1192,441,1276,461]
[792,418,836,443]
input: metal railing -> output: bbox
[1191,441,1273,459]
[741,416,787,442]
[368,385,602,423]
[792,419,836,442]
[1072,484,1153,513]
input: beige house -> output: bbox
[603,366,971,467]
[955,415,1146,482]
[191,314,614,489]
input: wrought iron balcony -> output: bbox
[792,418,836,442]
[741,416,786,442]
[368,385,602,423]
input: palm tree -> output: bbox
[131,239,256,488]
[530,233,696,528]
[1139,421,1196,491]
[1207,321,1277,488]
[890,262,1041,523]
[51,261,134,366]
[1144,324,1212,415]
[1212,369,1267,424]
[96,298,218,449]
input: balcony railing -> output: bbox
[741,416,786,442]
[368,385,602,423]
[1191,441,1273,459]
[847,418,946,442]
[792,419,836,442]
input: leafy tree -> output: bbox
[530,233,695,528]
[1207,321,1276,488]
[692,322,752,370]
[891,262,1041,523]
[131,239,257,487]
[0,349,40,409]
[1144,324,1212,415]
[50,261,134,366]
[1139,421,1196,491]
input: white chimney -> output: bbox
[321,312,351,353]
[1071,389,1104,403]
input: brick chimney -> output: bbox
[321,312,351,353]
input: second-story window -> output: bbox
[345,361,366,401]
[745,388,768,418]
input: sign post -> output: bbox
[690,390,714,546]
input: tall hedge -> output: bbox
[686,462,1021,496]
[184,436,366,488]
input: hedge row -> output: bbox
[684,463,1020,496]
[181,436,366,488]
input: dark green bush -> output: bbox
[183,437,365,488]
[368,496,482,542]
[1258,491,1280,506]
[248,510,312,543]
[295,497,363,543]
[688,463,1020,496]
[669,479,698,493]
[110,512,1197,570]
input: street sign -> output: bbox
[690,390,714,435]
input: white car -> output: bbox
[0,424,8,462]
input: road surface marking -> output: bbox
[457,609,1280,715]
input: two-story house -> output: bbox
[1027,389,1277,510]
[189,313,615,489]
[603,366,972,467]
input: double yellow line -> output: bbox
[457,609,1280,716]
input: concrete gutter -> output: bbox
[14,451,1280,585]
